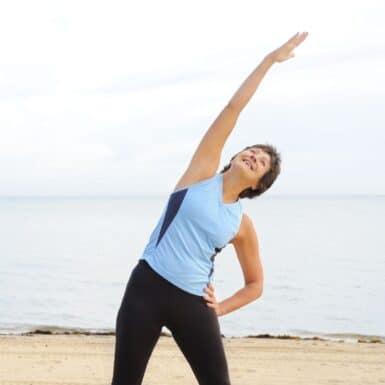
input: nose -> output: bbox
[249,149,257,165]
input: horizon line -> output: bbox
[0,193,384,198]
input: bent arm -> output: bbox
[217,282,263,317]
[218,214,264,317]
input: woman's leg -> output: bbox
[165,290,232,385]
[110,260,165,385]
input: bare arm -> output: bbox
[173,32,309,191]
[218,214,264,316]
[228,31,309,110]
[204,214,264,317]
[227,55,275,112]
[173,56,275,191]
[193,54,274,163]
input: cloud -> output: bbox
[0,0,384,195]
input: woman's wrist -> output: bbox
[263,53,276,66]
[217,303,226,317]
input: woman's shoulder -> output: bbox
[229,212,256,245]
[171,172,218,194]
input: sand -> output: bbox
[1,334,384,385]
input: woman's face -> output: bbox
[232,147,271,189]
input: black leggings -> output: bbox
[110,258,231,385]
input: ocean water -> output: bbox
[0,194,384,342]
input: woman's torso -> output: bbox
[139,172,243,296]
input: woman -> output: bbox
[111,31,309,385]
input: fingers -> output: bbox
[203,296,215,305]
[296,32,309,45]
[203,288,214,298]
[205,283,214,291]
[287,31,300,43]
[204,285,215,296]
[290,31,309,46]
[203,285,216,303]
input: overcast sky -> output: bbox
[1,0,384,196]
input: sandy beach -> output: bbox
[1,333,384,385]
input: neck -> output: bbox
[222,171,250,203]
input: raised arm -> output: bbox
[173,32,309,192]
[228,31,309,110]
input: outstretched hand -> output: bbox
[267,31,309,63]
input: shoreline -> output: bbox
[1,333,384,385]
[0,324,383,344]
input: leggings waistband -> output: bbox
[135,258,204,301]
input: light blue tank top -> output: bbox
[139,172,243,296]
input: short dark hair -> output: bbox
[219,143,281,199]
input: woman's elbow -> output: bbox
[255,284,263,299]
[249,281,263,300]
